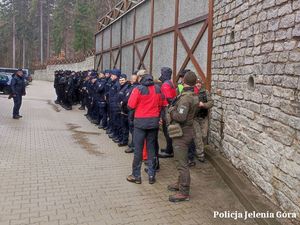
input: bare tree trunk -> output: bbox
[12,3,16,68]
[47,16,50,60]
[40,0,44,64]
[22,38,25,68]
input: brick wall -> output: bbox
[210,0,300,216]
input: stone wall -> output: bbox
[210,0,300,217]
[33,56,95,81]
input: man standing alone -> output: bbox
[10,69,26,119]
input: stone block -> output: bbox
[267,8,278,19]
[276,0,289,5]
[295,64,300,76]
[279,14,295,28]
[261,43,274,53]
[283,40,297,50]
[265,121,296,146]
[257,11,267,22]
[275,29,287,40]
[263,0,276,9]
[269,96,281,108]
[296,11,300,23]
[279,158,300,178]
[268,19,280,31]
[288,116,300,130]
[292,24,300,38]
[278,3,293,16]
[282,76,299,89]
[277,52,289,62]
[293,0,300,10]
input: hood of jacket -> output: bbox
[159,67,172,82]
[140,74,154,86]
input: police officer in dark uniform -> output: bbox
[108,69,121,141]
[104,70,113,134]
[117,74,132,146]
[54,71,61,104]
[57,70,66,105]
[79,72,89,111]
[86,74,95,121]
[63,71,74,110]
[125,71,140,153]
[94,71,107,128]
[10,69,26,119]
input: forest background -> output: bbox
[0,0,118,68]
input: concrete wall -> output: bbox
[33,56,95,82]
[210,0,300,217]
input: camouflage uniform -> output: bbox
[193,87,213,160]
[168,87,199,196]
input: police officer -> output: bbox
[90,72,99,124]
[57,70,66,105]
[86,73,95,121]
[54,71,60,104]
[78,72,89,110]
[125,71,140,153]
[79,72,89,111]
[10,69,26,119]
[95,71,107,129]
[117,74,132,146]
[126,73,164,185]
[63,71,74,110]
[105,70,113,134]
[108,69,121,141]
[167,71,199,202]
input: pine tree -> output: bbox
[73,0,94,53]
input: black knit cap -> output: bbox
[184,71,197,86]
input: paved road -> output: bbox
[0,81,256,225]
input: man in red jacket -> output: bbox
[126,74,164,184]
[158,67,177,158]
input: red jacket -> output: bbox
[161,80,177,105]
[128,75,164,129]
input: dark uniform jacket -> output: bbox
[118,81,132,114]
[108,79,121,111]
[11,75,26,96]
[95,78,107,102]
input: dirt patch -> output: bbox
[66,123,103,156]
[47,100,61,112]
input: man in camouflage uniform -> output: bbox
[167,71,199,202]
[193,80,214,162]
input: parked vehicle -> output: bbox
[0,68,32,94]
[0,73,12,94]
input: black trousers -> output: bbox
[13,94,22,117]
[132,127,158,178]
